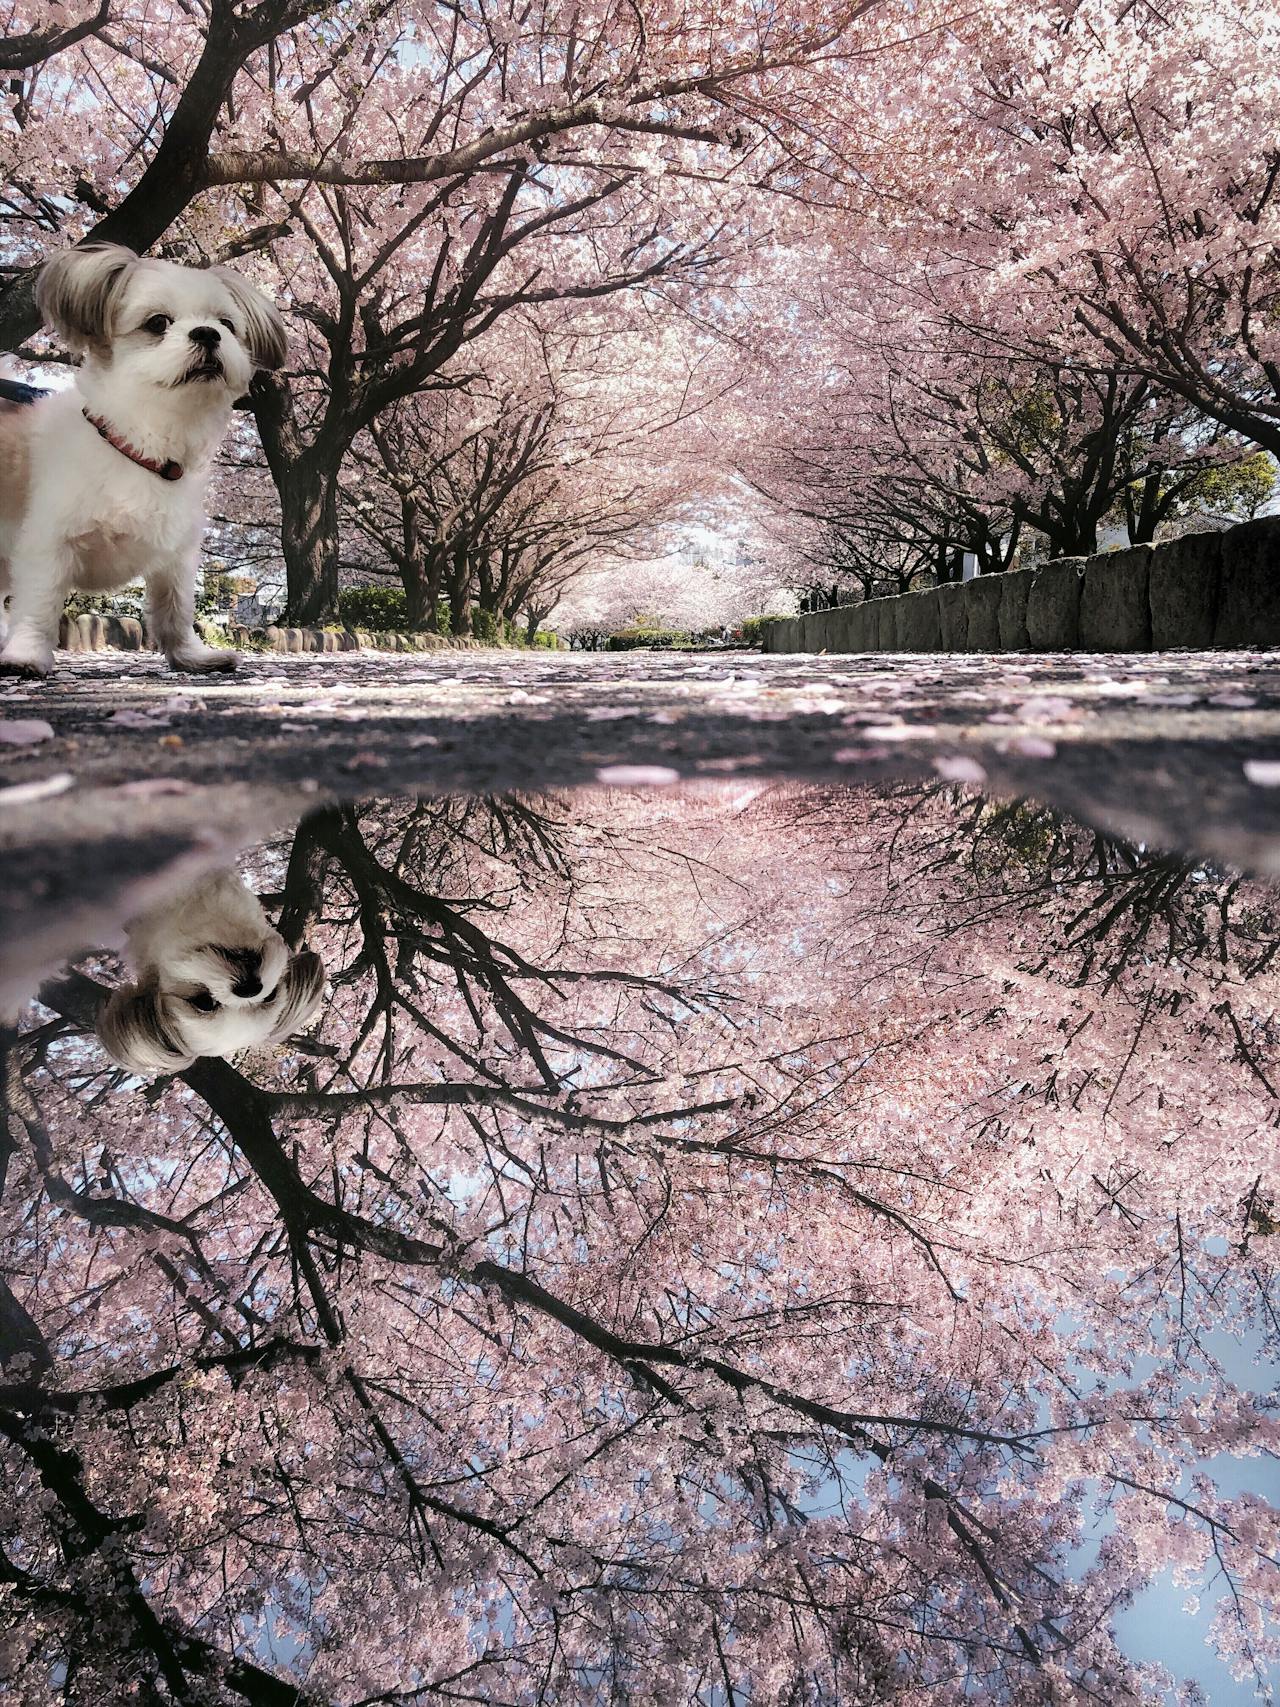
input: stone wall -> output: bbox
[55,616,495,656]
[761,517,1280,655]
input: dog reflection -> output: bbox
[98,870,324,1073]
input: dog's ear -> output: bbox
[209,267,288,373]
[97,984,194,1076]
[263,950,325,1047]
[36,243,138,353]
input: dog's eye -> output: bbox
[187,991,219,1014]
[217,316,237,334]
[142,314,171,336]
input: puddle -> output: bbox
[2,780,1278,1702]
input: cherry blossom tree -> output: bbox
[4,0,925,619]
[852,0,1280,458]
[339,310,706,635]
[731,227,1262,605]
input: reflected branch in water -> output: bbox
[1,784,1277,1703]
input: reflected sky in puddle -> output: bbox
[3,783,1278,1704]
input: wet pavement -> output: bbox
[7,649,1280,961]
[5,650,1280,1703]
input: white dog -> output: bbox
[98,869,325,1074]
[0,243,286,678]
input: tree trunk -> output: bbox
[253,380,344,626]
[278,462,342,625]
[446,543,472,637]
[1127,470,1163,545]
[399,500,433,630]
[404,569,430,630]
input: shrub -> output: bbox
[607,627,691,651]
[338,585,410,630]
[532,630,561,650]
[338,587,454,632]
[470,608,509,643]
[197,570,237,615]
[740,614,786,646]
[65,588,145,623]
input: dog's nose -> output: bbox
[232,975,263,999]
[189,325,221,348]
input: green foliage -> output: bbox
[532,630,561,650]
[1173,452,1275,523]
[338,585,410,630]
[65,588,144,622]
[607,627,691,651]
[740,614,786,645]
[471,608,524,644]
[338,586,454,632]
[196,571,237,616]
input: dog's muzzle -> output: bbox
[183,356,224,383]
[183,325,225,383]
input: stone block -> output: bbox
[1149,531,1220,649]
[118,617,144,651]
[1080,545,1152,651]
[76,613,101,650]
[819,607,853,653]
[842,603,872,651]
[936,583,968,651]
[58,612,78,650]
[263,625,283,651]
[1214,517,1280,648]
[963,575,1003,652]
[898,587,942,652]
[1026,558,1085,650]
[998,569,1033,650]
[284,627,304,653]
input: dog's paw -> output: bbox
[0,650,52,680]
[168,647,241,675]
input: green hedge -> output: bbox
[337,585,559,645]
[66,589,145,622]
[740,614,786,646]
[607,627,691,651]
[338,587,454,632]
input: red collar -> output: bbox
[82,409,184,482]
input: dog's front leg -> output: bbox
[0,540,70,678]
[146,563,241,675]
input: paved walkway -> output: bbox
[6,647,1280,994]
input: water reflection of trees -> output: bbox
[2,787,1277,1703]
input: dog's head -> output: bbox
[37,244,287,400]
[97,871,324,1074]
